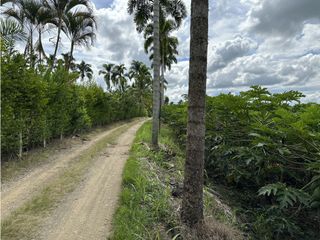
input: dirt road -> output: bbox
[1,121,141,228]
[39,120,144,240]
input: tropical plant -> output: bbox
[129,60,152,114]
[144,18,179,106]
[162,87,320,239]
[3,0,44,66]
[128,0,186,148]
[62,10,96,70]
[112,64,128,92]
[99,63,115,90]
[0,18,26,43]
[76,60,93,82]
[45,0,93,64]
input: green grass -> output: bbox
[110,122,182,240]
[1,120,139,240]
[111,122,241,240]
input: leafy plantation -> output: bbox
[162,86,320,239]
[1,42,151,159]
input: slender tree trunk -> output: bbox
[38,29,42,64]
[30,27,34,68]
[43,138,46,148]
[160,41,165,107]
[52,18,62,65]
[181,0,209,227]
[24,37,29,58]
[67,41,74,71]
[160,63,165,107]
[152,0,161,148]
[19,131,23,159]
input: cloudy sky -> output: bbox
[19,0,320,102]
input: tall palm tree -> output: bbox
[34,6,53,64]
[144,19,179,106]
[99,63,115,90]
[129,60,152,114]
[45,0,92,64]
[128,0,186,148]
[112,64,127,93]
[62,10,96,70]
[181,0,209,228]
[76,60,93,81]
[4,0,43,66]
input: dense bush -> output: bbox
[1,45,148,158]
[162,86,320,239]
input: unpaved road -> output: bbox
[1,119,142,222]
[39,120,144,240]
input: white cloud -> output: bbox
[243,0,320,38]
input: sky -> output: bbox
[14,0,320,103]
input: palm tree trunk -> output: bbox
[160,63,165,107]
[152,0,161,148]
[181,0,209,227]
[30,27,34,67]
[38,28,42,64]
[68,40,74,71]
[52,18,62,64]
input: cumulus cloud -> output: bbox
[208,53,320,90]
[12,0,318,102]
[244,0,320,38]
[208,36,257,72]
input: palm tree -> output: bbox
[61,52,75,70]
[128,0,186,148]
[76,60,93,81]
[99,63,115,90]
[4,0,44,66]
[0,18,26,44]
[34,6,53,64]
[181,0,209,228]
[129,60,152,114]
[62,10,96,70]
[45,0,92,64]
[144,19,179,106]
[112,64,127,93]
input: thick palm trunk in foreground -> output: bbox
[181,0,208,226]
[152,0,161,148]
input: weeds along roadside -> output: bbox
[110,121,240,240]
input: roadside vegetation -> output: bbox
[1,120,136,183]
[1,38,152,160]
[162,86,320,239]
[111,121,241,240]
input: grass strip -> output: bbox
[110,121,180,240]
[1,119,139,240]
[110,121,240,240]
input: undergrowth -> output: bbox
[111,121,240,240]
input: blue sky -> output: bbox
[7,0,320,102]
[92,0,113,8]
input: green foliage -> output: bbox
[162,86,320,239]
[1,47,149,158]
